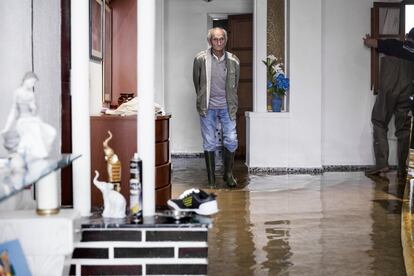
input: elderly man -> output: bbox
[363,28,414,177]
[193,27,240,187]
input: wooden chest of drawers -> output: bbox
[90,114,171,209]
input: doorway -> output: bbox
[208,13,253,160]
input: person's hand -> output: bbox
[363,34,378,48]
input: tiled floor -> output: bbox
[171,158,406,276]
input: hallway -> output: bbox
[171,158,405,275]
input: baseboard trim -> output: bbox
[172,152,204,158]
[248,165,397,174]
[248,167,323,175]
[171,155,397,174]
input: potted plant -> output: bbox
[262,55,289,112]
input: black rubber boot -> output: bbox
[396,134,410,181]
[204,151,216,187]
[395,139,409,182]
[365,166,389,176]
[223,148,237,187]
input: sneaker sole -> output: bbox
[167,200,218,215]
[366,166,389,174]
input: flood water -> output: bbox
[172,158,405,276]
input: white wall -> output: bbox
[247,0,323,168]
[0,1,32,156]
[155,0,165,107]
[322,0,400,166]
[164,0,253,154]
[33,0,62,158]
[322,0,377,165]
[247,0,402,168]
[90,62,103,115]
[289,0,323,167]
[0,1,61,158]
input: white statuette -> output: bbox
[93,170,126,218]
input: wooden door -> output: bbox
[227,14,253,160]
[61,0,73,206]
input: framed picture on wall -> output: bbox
[103,3,113,103]
[90,0,103,61]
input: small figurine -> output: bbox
[2,131,25,171]
[2,72,56,165]
[93,170,126,218]
[103,131,121,191]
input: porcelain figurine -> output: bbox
[2,131,25,171]
[2,72,56,164]
[103,131,121,191]
[93,170,126,218]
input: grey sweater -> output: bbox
[192,48,240,120]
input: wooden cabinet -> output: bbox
[90,114,171,209]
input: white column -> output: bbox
[71,0,91,216]
[247,0,268,166]
[155,0,165,107]
[137,0,156,216]
[253,0,267,112]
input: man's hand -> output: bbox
[363,34,378,48]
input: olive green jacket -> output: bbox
[192,48,240,120]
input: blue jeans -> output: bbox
[200,108,238,152]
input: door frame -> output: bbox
[207,12,253,160]
[61,0,73,206]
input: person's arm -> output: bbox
[363,34,406,58]
[377,39,404,57]
[193,57,200,94]
[235,57,240,90]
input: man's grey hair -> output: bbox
[207,27,228,43]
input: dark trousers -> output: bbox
[371,56,414,169]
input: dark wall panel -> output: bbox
[111,0,137,107]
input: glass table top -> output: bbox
[0,154,80,203]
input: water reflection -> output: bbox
[172,158,405,275]
[208,191,255,275]
[261,220,292,275]
[369,174,405,276]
